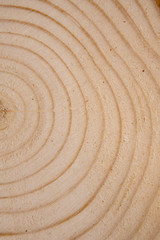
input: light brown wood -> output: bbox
[0,0,160,239]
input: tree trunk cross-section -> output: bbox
[0,0,160,240]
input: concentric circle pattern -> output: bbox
[0,0,160,240]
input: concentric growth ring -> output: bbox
[0,0,160,240]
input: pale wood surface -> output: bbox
[0,0,160,239]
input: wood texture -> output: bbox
[0,0,160,239]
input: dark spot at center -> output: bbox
[0,101,8,121]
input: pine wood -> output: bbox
[0,0,160,239]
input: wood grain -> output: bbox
[0,0,160,239]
